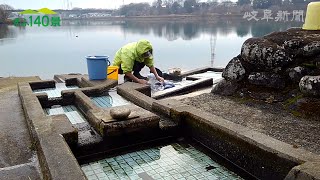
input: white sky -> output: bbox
[0,0,157,9]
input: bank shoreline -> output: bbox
[61,14,243,22]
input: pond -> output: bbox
[0,20,302,79]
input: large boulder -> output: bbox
[217,28,320,98]
[299,75,320,96]
[240,29,320,72]
[241,38,292,70]
[222,56,246,82]
[286,66,310,83]
[211,79,239,96]
[303,41,320,57]
[248,72,285,89]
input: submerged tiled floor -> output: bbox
[81,142,243,180]
[91,90,130,108]
[44,105,86,124]
[33,83,78,98]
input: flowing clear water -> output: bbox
[0,20,302,79]
[44,105,86,124]
[81,142,243,180]
[33,83,78,98]
[91,89,130,108]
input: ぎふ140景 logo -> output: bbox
[14,8,60,27]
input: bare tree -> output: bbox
[0,4,14,23]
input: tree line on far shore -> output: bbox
[117,0,315,16]
[0,4,13,23]
[0,0,316,21]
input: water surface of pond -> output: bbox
[0,20,302,79]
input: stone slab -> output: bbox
[163,67,224,80]
[152,77,213,99]
[94,104,160,137]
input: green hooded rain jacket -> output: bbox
[112,39,154,74]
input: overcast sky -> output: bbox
[0,0,157,9]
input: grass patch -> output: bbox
[283,94,304,109]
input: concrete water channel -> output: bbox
[17,69,320,180]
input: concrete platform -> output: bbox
[18,81,87,180]
[0,90,41,179]
[15,73,320,180]
[118,82,320,180]
[17,77,162,178]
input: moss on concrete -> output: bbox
[29,140,37,151]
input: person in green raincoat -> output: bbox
[113,39,164,84]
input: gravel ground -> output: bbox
[180,93,320,155]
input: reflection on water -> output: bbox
[119,20,301,40]
[0,20,302,79]
[60,19,301,41]
[0,20,301,41]
[0,25,26,46]
[0,25,17,39]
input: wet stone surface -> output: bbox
[73,123,103,146]
[159,119,179,130]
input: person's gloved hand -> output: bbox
[138,79,148,84]
[156,76,164,83]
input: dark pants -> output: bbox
[119,61,162,81]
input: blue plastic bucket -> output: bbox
[86,56,110,80]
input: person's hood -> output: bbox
[136,39,152,56]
